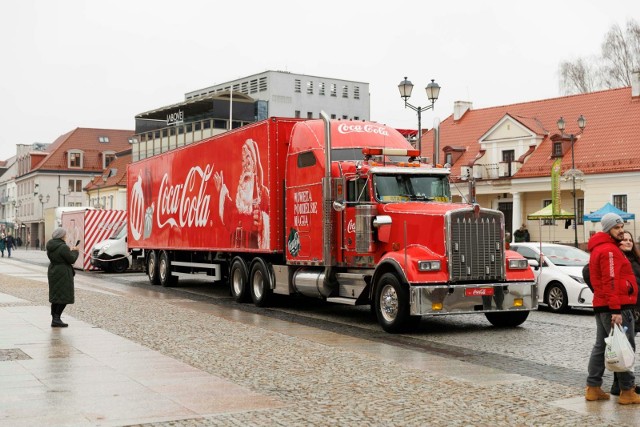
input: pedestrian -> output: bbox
[46,228,79,328]
[585,213,640,404]
[513,224,530,242]
[610,230,640,395]
[5,233,15,257]
[0,233,5,257]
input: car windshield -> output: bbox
[540,245,589,266]
[110,223,127,240]
[373,174,451,202]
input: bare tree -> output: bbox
[559,19,640,94]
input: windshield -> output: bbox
[110,223,127,240]
[540,245,589,266]
[373,174,450,202]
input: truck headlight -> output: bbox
[508,259,529,269]
[418,260,441,271]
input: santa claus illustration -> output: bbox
[214,138,270,249]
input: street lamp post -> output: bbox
[557,115,587,248]
[38,194,50,251]
[398,77,441,158]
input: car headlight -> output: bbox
[508,259,529,269]
[569,274,586,284]
[418,260,441,271]
[98,243,110,255]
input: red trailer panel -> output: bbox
[128,118,299,253]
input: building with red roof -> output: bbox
[423,71,640,247]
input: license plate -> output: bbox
[465,287,494,297]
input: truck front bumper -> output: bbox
[409,282,537,316]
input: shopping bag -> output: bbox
[604,324,635,372]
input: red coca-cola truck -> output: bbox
[127,115,536,332]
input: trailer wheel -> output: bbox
[159,251,178,287]
[485,311,529,327]
[375,272,418,333]
[229,257,250,303]
[147,251,160,286]
[250,258,273,307]
[111,257,129,274]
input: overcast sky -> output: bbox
[1,0,638,161]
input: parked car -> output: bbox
[509,242,592,313]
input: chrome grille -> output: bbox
[447,208,504,282]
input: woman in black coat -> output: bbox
[46,227,79,327]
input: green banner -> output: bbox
[551,158,562,215]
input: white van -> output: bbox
[90,223,130,273]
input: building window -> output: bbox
[259,77,267,92]
[68,179,82,193]
[241,81,248,94]
[250,79,258,94]
[294,79,301,93]
[342,85,349,98]
[578,198,584,225]
[342,115,348,119]
[331,114,337,119]
[354,86,360,99]
[319,82,325,95]
[68,151,83,168]
[542,199,554,226]
[613,194,628,212]
[445,153,453,165]
[553,142,563,157]
[98,136,110,143]
[294,110,301,118]
[307,81,313,94]
[307,112,313,119]
[330,83,337,97]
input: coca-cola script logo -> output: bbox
[157,164,213,229]
[337,123,389,136]
[347,219,356,234]
[130,173,145,240]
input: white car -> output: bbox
[509,242,593,313]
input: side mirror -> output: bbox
[528,259,539,269]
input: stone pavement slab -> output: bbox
[0,301,282,427]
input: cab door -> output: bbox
[342,177,371,262]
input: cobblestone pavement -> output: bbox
[1,250,639,426]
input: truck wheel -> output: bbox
[147,251,160,286]
[375,272,417,333]
[250,258,273,307]
[485,311,529,327]
[229,257,250,303]
[159,251,178,287]
[112,258,129,274]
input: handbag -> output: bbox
[605,323,636,372]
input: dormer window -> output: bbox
[68,150,83,168]
[103,151,116,169]
[98,136,110,143]
[552,142,563,157]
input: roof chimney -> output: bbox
[632,70,640,98]
[454,101,472,121]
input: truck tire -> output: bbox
[229,257,250,303]
[147,251,160,286]
[374,272,419,333]
[112,257,129,274]
[159,251,178,287]
[250,258,273,307]
[485,311,529,327]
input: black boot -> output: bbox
[51,314,68,327]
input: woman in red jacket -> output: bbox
[586,213,640,405]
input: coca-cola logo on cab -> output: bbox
[337,123,389,136]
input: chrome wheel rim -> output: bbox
[380,284,398,323]
[253,270,264,300]
[232,267,243,296]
